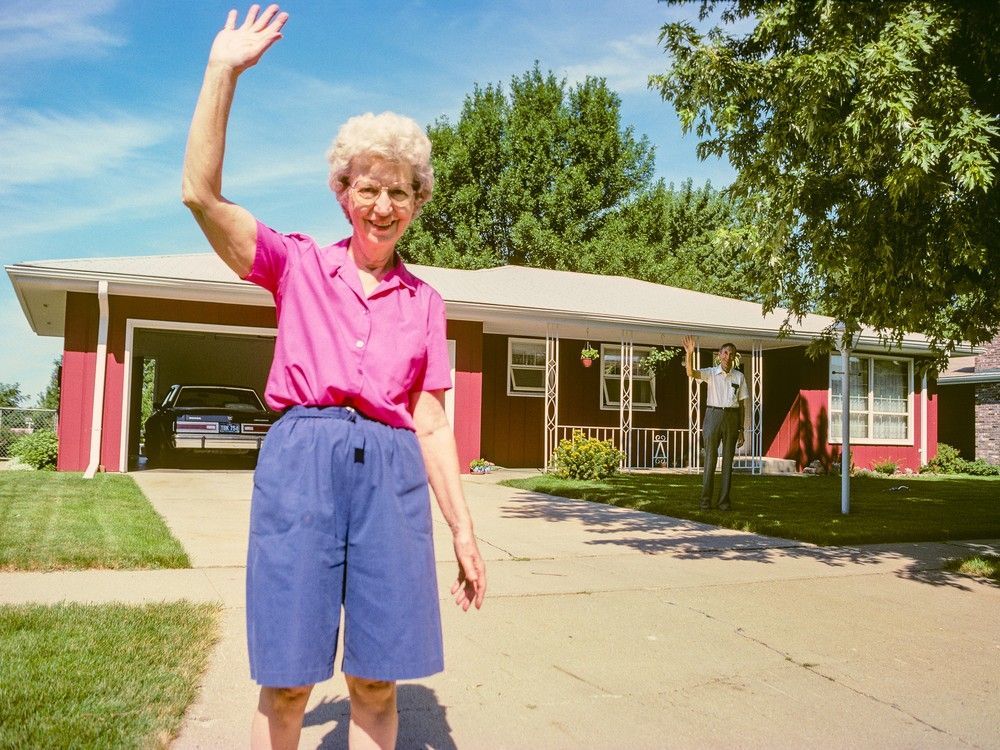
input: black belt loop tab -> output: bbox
[354,447,365,464]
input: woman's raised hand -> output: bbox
[209,4,288,74]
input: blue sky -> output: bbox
[1,0,735,401]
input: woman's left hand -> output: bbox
[451,528,486,611]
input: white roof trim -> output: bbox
[5,253,980,356]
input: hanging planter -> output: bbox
[638,346,681,375]
[580,345,600,368]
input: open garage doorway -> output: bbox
[120,320,277,471]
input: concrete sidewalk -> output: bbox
[3,469,999,749]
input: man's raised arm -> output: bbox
[682,335,700,379]
[181,5,288,278]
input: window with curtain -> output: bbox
[600,344,656,410]
[830,354,912,443]
[507,338,546,396]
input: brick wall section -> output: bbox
[975,382,1000,464]
[975,335,1000,372]
[974,334,1000,463]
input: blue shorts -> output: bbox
[246,406,443,687]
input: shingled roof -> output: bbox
[7,252,973,355]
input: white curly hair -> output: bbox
[326,112,434,213]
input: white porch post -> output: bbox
[543,329,559,471]
[619,332,633,470]
[688,347,701,473]
[751,343,763,475]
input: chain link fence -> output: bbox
[0,408,58,459]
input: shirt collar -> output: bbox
[325,238,350,278]
[326,239,416,294]
[380,257,418,292]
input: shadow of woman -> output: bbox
[304,683,457,749]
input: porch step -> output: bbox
[761,457,798,474]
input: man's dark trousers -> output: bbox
[701,406,740,509]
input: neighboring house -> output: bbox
[937,334,1000,462]
[8,253,967,474]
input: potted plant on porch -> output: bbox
[469,458,496,474]
[580,346,600,368]
[638,346,680,375]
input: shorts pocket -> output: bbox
[392,433,432,536]
[250,419,300,537]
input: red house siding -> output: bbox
[54,289,940,475]
[762,348,812,466]
[58,293,100,471]
[762,348,935,472]
[480,334,543,468]
[480,336,688,468]
[446,320,484,473]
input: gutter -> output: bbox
[444,301,980,356]
[937,370,1000,385]
[84,281,109,479]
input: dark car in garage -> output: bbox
[143,385,278,465]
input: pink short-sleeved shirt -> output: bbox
[244,220,452,431]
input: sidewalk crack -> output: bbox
[675,602,978,747]
[550,664,620,697]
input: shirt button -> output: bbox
[355,340,364,349]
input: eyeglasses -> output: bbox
[350,179,415,208]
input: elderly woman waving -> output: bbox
[182,6,486,749]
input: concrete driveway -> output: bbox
[7,469,998,748]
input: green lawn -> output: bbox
[0,472,189,570]
[943,554,1000,582]
[0,602,219,749]
[501,472,1000,546]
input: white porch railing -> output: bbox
[557,425,693,470]
[557,425,762,473]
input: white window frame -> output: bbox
[507,337,546,397]
[828,353,914,446]
[599,343,657,412]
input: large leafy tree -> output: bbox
[652,0,999,353]
[401,64,753,299]
[583,179,755,299]
[400,64,656,269]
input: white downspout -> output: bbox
[920,371,928,466]
[84,281,110,479]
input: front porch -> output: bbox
[536,331,767,474]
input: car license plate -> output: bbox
[219,423,240,434]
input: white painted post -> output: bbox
[920,371,928,466]
[840,344,851,514]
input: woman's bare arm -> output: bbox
[181,5,287,277]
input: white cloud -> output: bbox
[558,32,667,93]
[0,111,172,191]
[0,0,123,62]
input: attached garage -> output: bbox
[124,324,276,468]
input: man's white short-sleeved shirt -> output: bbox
[697,365,749,408]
